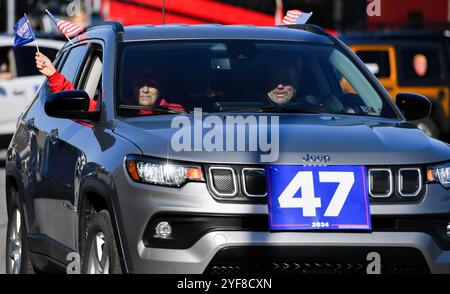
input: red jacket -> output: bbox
[48,71,97,112]
[49,71,184,114]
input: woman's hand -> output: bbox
[35,52,56,77]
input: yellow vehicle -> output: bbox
[341,31,450,138]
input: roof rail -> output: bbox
[278,24,329,36]
[86,21,124,33]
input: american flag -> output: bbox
[282,10,313,25]
[45,9,85,38]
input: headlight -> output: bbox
[427,162,450,189]
[125,155,204,187]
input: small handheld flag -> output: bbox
[13,15,38,51]
[282,10,313,25]
[45,9,85,40]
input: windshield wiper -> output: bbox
[118,105,189,114]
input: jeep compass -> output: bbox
[5,23,450,274]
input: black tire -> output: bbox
[5,187,34,274]
[414,119,440,139]
[81,210,122,274]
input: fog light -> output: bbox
[154,222,172,239]
[447,223,450,238]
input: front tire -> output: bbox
[5,188,34,274]
[81,210,121,274]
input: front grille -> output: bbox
[398,168,422,197]
[209,167,237,197]
[205,165,424,203]
[242,168,267,197]
[205,246,430,274]
[368,169,392,198]
[367,167,424,202]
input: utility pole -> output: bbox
[448,0,450,27]
[162,0,166,24]
[7,0,15,33]
[333,0,344,31]
[85,0,92,25]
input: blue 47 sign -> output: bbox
[266,165,371,231]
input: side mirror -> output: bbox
[45,90,100,120]
[395,93,431,121]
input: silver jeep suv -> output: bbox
[5,23,450,274]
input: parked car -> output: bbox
[5,23,450,274]
[340,30,450,139]
[0,35,64,137]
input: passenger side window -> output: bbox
[79,46,103,110]
[59,45,90,87]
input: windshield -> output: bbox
[117,40,397,118]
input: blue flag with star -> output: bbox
[13,16,36,49]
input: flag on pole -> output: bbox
[282,10,313,25]
[13,15,36,48]
[275,0,284,25]
[45,9,85,38]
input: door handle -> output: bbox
[49,128,59,143]
[13,89,24,95]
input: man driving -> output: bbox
[265,67,298,106]
[265,65,345,113]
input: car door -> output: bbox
[12,65,63,241]
[45,43,103,250]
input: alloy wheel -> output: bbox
[87,232,110,274]
[7,209,22,274]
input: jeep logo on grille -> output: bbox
[302,153,331,163]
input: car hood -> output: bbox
[113,114,450,165]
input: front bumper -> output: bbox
[113,168,450,274]
[137,231,448,274]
